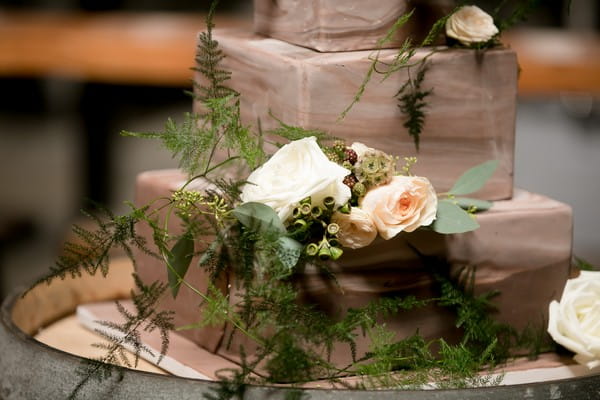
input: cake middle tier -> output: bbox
[195,30,518,200]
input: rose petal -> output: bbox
[548,271,600,368]
[241,137,351,221]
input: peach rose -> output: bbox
[445,5,499,46]
[361,176,437,240]
[332,208,377,249]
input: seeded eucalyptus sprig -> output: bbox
[287,196,344,261]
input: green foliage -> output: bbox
[122,0,264,177]
[377,9,415,48]
[177,283,234,331]
[194,0,236,102]
[166,232,195,298]
[233,202,286,234]
[275,236,304,270]
[123,97,263,177]
[432,160,498,233]
[30,204,156,291]
[339,9,450,146]
[574,256,597,271]
[432,199,480,234]
[454,197,493,212]
[338,11,416,121]
[69,274,174,399]
[421,9,455,46]
[448,160,499,196]
[232,202,303,274]
[395,61,432,151]
[267,112,337,146]
[70,359,122,400]
[493,0,543,33]
[203,353,254,400]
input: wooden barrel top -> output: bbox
[2,257,600,399]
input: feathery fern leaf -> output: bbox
[395,61,432,151]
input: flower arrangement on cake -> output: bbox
[29,1,598,398]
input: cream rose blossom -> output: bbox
[445,5,499,46]
[332,208,377,249]
[360,175,437,240]
[240,137,351,221]
[547,271,600,369]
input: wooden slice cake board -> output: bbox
[33,296,600,387]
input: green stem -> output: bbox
[160,249,265,347]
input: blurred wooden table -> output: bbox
[504,29,600,96]
[0,10,598,94]
[0,11,251,87]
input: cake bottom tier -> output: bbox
[134,169,572,368]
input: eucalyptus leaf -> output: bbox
[167,233,194,298]
[454,197,493,212]
[432,199,479,234]
[276,236,304,270]
[448,160,498,196]
[233,202,285,234]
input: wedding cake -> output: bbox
[134,1,573,372]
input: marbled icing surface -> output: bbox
[134,170,572,368]
[194,29,518,200]
[254,0,454,52]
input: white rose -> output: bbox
[445,5,499,46]
[332,208,377,249]
[360,175,437,240]
[240,137,351,221]
[547,271,600,369]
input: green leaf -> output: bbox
[454,197,493,212]
[448,160,499,196]
[167,234,194,298]
[198,237,220,267]
[432,199,480,234]
[276,236,304,270]
[574,256,597,271]
[233,202,285,234]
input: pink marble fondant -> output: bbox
[134,170,572,368]
[254,0,453,52]
[194,29,518,200]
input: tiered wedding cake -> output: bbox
[135,1,572,369]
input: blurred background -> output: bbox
[0,0,598,299]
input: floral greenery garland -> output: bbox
[29,2,562,399]
[343,1,552,151]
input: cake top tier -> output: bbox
[254,0,454,52]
